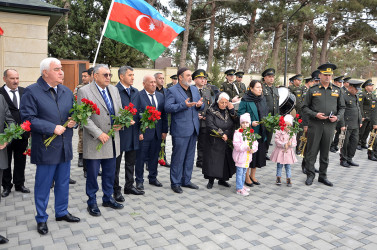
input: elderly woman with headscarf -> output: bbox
[238,80,269,187]
[202,92,238,189]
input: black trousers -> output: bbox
[114,150,136,191]
[196,126,207,168]
[359,119,371,146]
[340,128,359,162]
[2,138,27,189]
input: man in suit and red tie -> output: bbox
[165,68,204,193]
[135,75,168,191]
[0,69,30,197]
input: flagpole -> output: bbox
[93,0,115,66]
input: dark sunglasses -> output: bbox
[102,73,113,78]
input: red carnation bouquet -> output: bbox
[158,139,166,166]
[44,97,100,147]
[239,127,261,148]
[96,103,137,152]
[140,106,161,134]
[0,120,31,145]
[287,114,303,138]
[23,136,31,157]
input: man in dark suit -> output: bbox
[0,69,30,197]
[20,58,80,235]
[165,68,204,193]
[113,66,144,203]
[135,75,168,191]
[0,95,15,244]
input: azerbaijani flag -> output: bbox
[103,0,184,60]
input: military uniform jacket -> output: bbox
[220,81,243,99]
[289,85,304,114]
[339,89,362,129]
[262,82,279,115]
[359,90,376,120]
[195,85,212,128]
[303,83,345,124]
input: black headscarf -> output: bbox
[242,89,269,119]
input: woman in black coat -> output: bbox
[202,92,238,189]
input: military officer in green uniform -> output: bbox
[339,80,363,167]
[193,69,213,168]
[234,71,247,98]
[368,97,377,161]
[261,68,279,158]
[220,69,243,104]
[167,75,178,88]
[288,74,304,115]
[302,63,345,187]
[358,79,375,150]
[343,77,351,90]
[330,75,345,153]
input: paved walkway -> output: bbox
[1,129,377,249]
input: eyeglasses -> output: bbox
[102,73,113,78]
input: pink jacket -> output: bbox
[232,130,259,168]
[270,130,297,164]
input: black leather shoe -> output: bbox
[330,147,337,153]
[356,145,362,150]
[113,191,125,202]
[244,182,254,187]
[305,176,314,186]
[37,222,48,235]
[87,204,101,217]
[136,182,144,191]
[1,188,11,197]
[56,213,80,222]
[69,178,76,184]
[103,200,124,209]
[182,182,199,189]
[0,235,9,244]
[207,181,214,189]
[218,180,231,187]
[251,178,260,185]
[347,160,359,166]
[172,186,183,193]
[340,161,351,168]
[368,155,377,161]
[318,178,333,187]
[149,179,163,187]
[15,185,30,193]
[124,186,145,195]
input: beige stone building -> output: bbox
[0,0,67,86]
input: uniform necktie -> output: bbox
[199,89,203,97]
[10,90,18,108]
[101,89,114,115]
[126,88,130,96]
[149,94,156,107]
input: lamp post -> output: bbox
[284,1,309,87]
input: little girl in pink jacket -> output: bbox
[232,113,258,196]
[270,114,297,187]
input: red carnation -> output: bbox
[239,128,244,132]
[158,159,166,166]
[250,129,254,133]
[296,114,300,118]
[129,103,134,109]
[20,120,31,132]
[281,126,285,131]
[96,108,100,115]
[298,119,302,123]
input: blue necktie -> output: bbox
[101,89,114,116]
[149,94,156,107]
[126,88,130,96]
